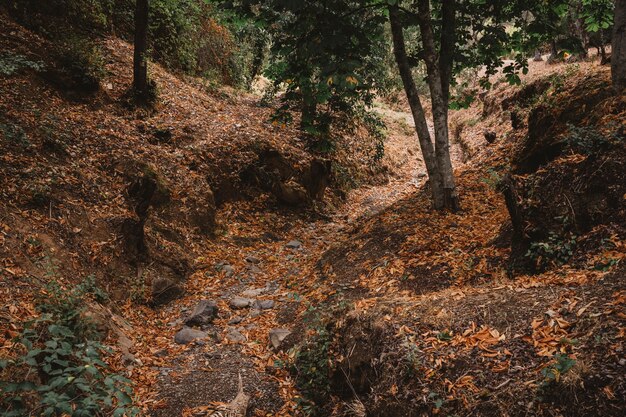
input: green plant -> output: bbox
[540,353,576,387]
[0,53,45,76]
[0,277,136,417]
[526,231,577,269]
[54,36,106,92]
[289,307,333,416]
[0,123,31,148]
[480,168,503,190]
[564,124,623,155]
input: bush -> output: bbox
[0,53,45,76]
[0,277,138,417]
[526,231,577,270]
[53,36,106,92]
[289,307,334,416]
[564,124,624,155]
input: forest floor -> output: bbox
[1,12,625,417]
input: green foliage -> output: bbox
[54,35,106,92]
[0,53,45,76]
[481,168,503,190]
[3,0,113,34]
[564,124,624,155]
[0,277,137,417]
[289,306,333,416]
[540,353,576,387]
[526,231,577,269]
[581,0,614,33]
[226,0,392,138]
[0,122,31,148]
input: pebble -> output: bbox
[230,296,254,309]
[286,240,302,249]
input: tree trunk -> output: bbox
[133,0,149,97]
[388,5,444,209]
[416,0,460,211]
[612,0,626,92]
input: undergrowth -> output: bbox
[0,276,138,417]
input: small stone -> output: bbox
[216,262,234,276]
[253,299,275,310]
[185,300,219,326]
[245,255,261,264]
[174,327,207,345]
[230,297,254,309]
[226,327,246,343]
[247,264,262,274]
[249,309,263,318]
[242,287,267,298]
[286,240,302,249]
[228,316,243,325]
[269,328,291,349]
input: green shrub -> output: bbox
[526,231,577,269]
[564,124,623,155]
[0,123,31,148]
[54,36,106,92]
[0,53,45,76]
[0,277,138,417]
[289,307,333,416]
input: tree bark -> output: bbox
[416,0,460,211]
[439,0,455,103]
[612,0,626,92]
[133,0,150,97]
[388,5,444,208]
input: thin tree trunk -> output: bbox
[612,0,626,92]
[388,5,444,209]
[439,0,455,103]
[133,0,149,97]
[416,0,460,211]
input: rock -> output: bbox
[230,297,254,309]
[245,255,261,264]
[228,316,243,325]
[249,309,262,318]
[151,277,184,306]
[269,328,291,350]
[246,264,262,274]
[226,327,246,343]
[484,130,497,144]
[184,300,218,326]
[286,240,302,249]
[174,327,207,345]
[253,299,275,310]
[242,287,267,298]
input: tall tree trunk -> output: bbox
[133,0,149,97]
[612,0,626,92]
[388,5,444,209]
[416,0,460,211]
[439,0,455,103]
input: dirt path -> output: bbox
[339,104,465,223]
[147,105,463,417]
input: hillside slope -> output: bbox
[1,10,625,417]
